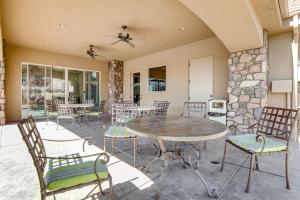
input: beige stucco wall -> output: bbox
[5,45,108,122]
[123,37,229,114]
[268,32,293,108]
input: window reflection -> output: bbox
[148,66,166,91]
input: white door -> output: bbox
[189,56,213,102]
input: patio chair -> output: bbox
[17,116,113,200]
[220,107,298,193]
[182,102,207,118]
[86,100,106,121]
[56,103,80,129]
[45,99,58,125]
[153,101,170,116]
[182,102,208,149]
[104,103,138,167]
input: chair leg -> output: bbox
[133,137,137,167]
[220,141,227,172]
[98,180,104,195]
[204,140,207,150]
[56,117,59,130]
[285,151,291,189]
[111,138,115,154]
[46,115,49,125]
[109,174,113,200]
[104,138,107,152]
[254,155,259,170]
[245,154,255,193]
[136,136,140,153]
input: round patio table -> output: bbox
[69,103,95,108]
[127,115,227,199]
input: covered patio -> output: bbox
[1,0,300,200]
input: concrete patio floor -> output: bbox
[1,117,300,200]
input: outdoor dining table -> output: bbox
[69,103,95,119]
[127,115,228,199]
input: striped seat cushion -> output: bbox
[228,134,287,153]
[104,126,136,138]
[44,160,109,191]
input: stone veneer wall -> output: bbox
[227,33,269,133]
[108,60,123,113]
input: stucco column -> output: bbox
[108,60,123,113]
[0,10,5,125]
[227,31,269,133]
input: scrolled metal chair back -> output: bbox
[57,104,75,116]
[183,102,207,118]
[257,107,298,141]
[85,99,95,104]
[69,96,80,104]
[17,116,47,193]
[154,101,170,116]
[112,103,138,125]
[46,99,56,113]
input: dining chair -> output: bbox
[86,100,106,121]
[182,102,208,149]
[45,99,58,125]
[56,103,80,129]
[153,101,170,116]
[17,116,113,200]
[104,103,138,167]
[182,102,207,118]
[221,107,298,193]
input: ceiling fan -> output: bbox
[110,25,144,48]
[86,45,107,59]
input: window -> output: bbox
[148,66,166,91]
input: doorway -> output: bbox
[132,72,141,105]
[189,56,213,102]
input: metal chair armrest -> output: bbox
[229,123,258,135]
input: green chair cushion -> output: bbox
[104,126,135,138]
[228,134,287,153]
[44,160,108,191]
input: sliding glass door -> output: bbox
[52,68,65,102]
[68,70,84,103]
[86,71,99,105]
[21,63,101,118]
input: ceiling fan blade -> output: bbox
[110,40,122,45]
[126,40,135,48]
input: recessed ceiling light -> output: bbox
[179,27,185,31]
[58,23,66,27]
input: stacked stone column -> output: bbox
[108,60,123,113]
[227,33,269,133]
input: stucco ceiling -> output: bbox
[0,0,215,61]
